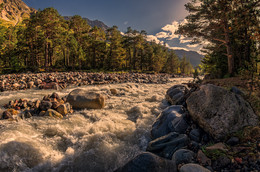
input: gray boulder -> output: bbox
[180,163,210,172]
[115,152,177,172]
[166,85,188,105]
[151,105,189,139]
[147,132,189,159]
[67,89,105,109]
[186,84,259,140]
[172,149,195,166]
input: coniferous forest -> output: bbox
[0,0,259,79]
[0,7,194,74]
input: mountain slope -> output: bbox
[174,49,203,67]
[64,16,109,30]
[0,0,35,25]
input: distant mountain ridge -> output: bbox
[174,49,203,67]
[64,16,109,30]
[0,0,36,25]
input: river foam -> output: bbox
[0,78,192,172]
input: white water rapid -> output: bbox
[0,78,192,172]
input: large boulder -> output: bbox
[115,152,177,172]
[151,105,189,140]
[186,84,259,140]
[147,132,189,159]
[67,89,105,109]
[166,85,189,105]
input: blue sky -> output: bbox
[23,0,203,53]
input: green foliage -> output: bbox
[0,7,197,74]
[178,0,260,78]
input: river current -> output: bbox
[0,78,192,172]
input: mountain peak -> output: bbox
[64,16,109,30]
[0,0,36,25]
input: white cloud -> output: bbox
[146,35,164,45]
[169,47,191,51]
[154,19,190,41]
[160,21,179,40]
[156,32,169,39]
[124,21,128,25]
[179,35,193,44]
[145,19,207,54]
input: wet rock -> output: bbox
[189,129,202,143]
[35,79,42,86]
[115,152,177,172]
[35,100,41,109]
[180,163,211,172]
[27,101,33,107]
[166,85,189,105]
[39,101,52,111]
[13,83,20,88]
[52,102,61,109]
[110,88,118,95]
[2,110,12,119]
[57,103,71,116]
[172,149,195,166]
[24,111,32,118]
[1,109,19,120]
[226,137,239,146]
[197,150,211,166]
[50,92,60,99]
[147,132,189,159]
[39,111,46,116]
[67,89,105,109]
[186,84,259,140]
[27,81,34,88]
[45,109,63,119]
[151,105,188,139]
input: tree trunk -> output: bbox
[45,42,48,68]
[224,24,234,75]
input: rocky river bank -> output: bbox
[0,75,259,172]
[0,72,173,92]
[116,84,260,172]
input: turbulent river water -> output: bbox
[0,78,192,172]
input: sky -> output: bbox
[23,0,203,53]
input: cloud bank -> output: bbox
[146,20,207,54]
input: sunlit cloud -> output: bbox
[156,32,169,39]
[169,47,191,51]
[146,35,164,44]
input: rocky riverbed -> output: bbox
[0,77,192,172]
[0,72,173,92]
[0,75,259,172]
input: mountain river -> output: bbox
[0,78,192,172]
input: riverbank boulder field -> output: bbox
[116,83,260,172]
[0,72,172,92]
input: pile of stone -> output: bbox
[116,84,260,172]
[0,72,171,92]
[1,92,72,120]
[1,88,107,120]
